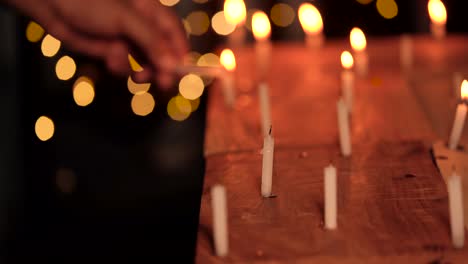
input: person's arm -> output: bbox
[4,0,188,88]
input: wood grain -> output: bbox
[197,142,467,263]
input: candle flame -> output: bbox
[341,51,354,70]
[252,11,271,41]
[220,49,236,71]
[350,27,367,52]
[461,80,468,99]
[428,0,447,25]
[298,3,323,34]
[224,0,246,26]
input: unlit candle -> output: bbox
[448,172,465,248]
[211,184,229,257]
[324,164,337,230]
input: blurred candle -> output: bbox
[341,51,354,114]
[224,0,246,47]
[220,49,237,108]
[252,11,272,81]
[211,184,229,257]
[449,80,468,150]
[337,98,351,156]
[298,3,324,49]
[447,171,465,248]
[428,0,447,40]
[261,127,274,197]
[350,27,368,77]
[400,34,413,73]
[258,82,272,137]
[324,164,337,230]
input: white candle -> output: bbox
[211,184,229,257]
[350,27,368,77]
[258,83,272,137]
[324,164,337,230]
[341,51,354,114]
[298,3,324,49]
[220,49,237,109]
[447,172,465,248]
[400,34,413,73]
[453,72,463,100]
[428,0,447,40]
[252,11,271,81]
[261,129,274,197]
[337,98,352,156]
[449,103,467,150]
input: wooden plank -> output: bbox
[204,37,441,156]
[196,142,467,263]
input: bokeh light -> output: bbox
[160,0,179,6]
[350,27,367,52]
[252,11,271,41]
[131,92,155,116]
[35,116,54,141]
[167,96,191,121]
[175,95,192,114]
[190,97,201,112]
[128,54,143,72]
[26,21,45,43]
[127,76,151,95]
[186,11,210,36]
[220,49,236,71]
[197,53,220,67]
[376,0,398,19]
[270,3,295,27]
[73,76,95,107]
[179,74,205,100]
[41,34,61,57]
[212,11,236,35]
[224,0,247,26]
[55,56,76,81]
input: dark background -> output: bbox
[0,0,467,262]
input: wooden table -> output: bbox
[197,35,468,263]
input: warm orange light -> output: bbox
[428,0,447,25]
[220,49,236,72]
[341,51,354,70]
[461,80,468,99]
[252,11,271,41]
[224,0,246,26]
[350,27,367,52]
[298,3,323,34]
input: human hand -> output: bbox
[7,0,189,89]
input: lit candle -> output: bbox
[211,184,229,257]
[324,164,337,230]
[298,3,324,49]
[252,11,272,81]
[220,49,237,108]
[447,171,465,248]
[337,98,351,156]
[400,34,413,73]
[261,127,274,197]
[428,0,447,40]
[258,82,272,137]
[453,72,463,100]
[448,80,468,150]
[341,51,354,114]
[224,0,247,48]
[350,27,368,77]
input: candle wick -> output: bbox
[269,125,272,136]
